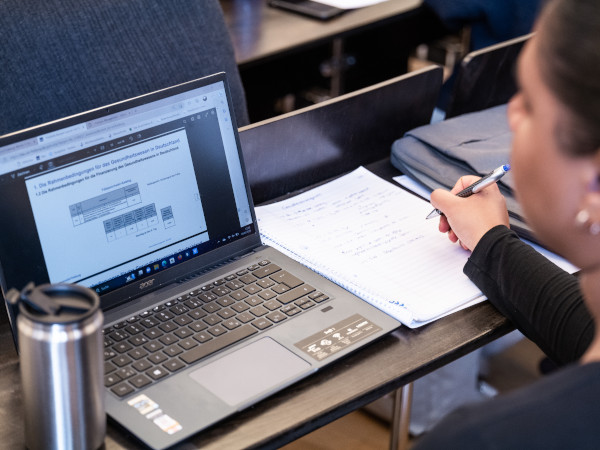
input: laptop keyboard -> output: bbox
[103,260,330,398]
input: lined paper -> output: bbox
[256,167,484,328]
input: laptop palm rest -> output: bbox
[189,337,311,406]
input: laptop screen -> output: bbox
[0,75,256,303]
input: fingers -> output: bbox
[438,215,451,233]
[450,175,481,195]
[430,177,509,251]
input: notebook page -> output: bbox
[256,167,484,328]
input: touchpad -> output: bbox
[189,337,311,406]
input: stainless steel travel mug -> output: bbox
[16,283,105,450]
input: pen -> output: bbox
[426,164,511,219]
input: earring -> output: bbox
[575,209,600,235]
[575,209,590,226]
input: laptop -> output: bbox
[0,72,400,449]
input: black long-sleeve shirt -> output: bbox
[413,225,600,449]
[464,225,593,364]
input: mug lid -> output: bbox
[18,283,99,324]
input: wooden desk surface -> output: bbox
[221,0,422,66]
[0,159,514,449]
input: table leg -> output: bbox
[389,382,413,450]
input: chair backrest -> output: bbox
[239,66,443,204]
[444,33,531,119]
[0,0,248,135]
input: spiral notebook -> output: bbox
[256,167,485,328]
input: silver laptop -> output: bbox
[0,73,400,449]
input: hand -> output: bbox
[430,175,510,251]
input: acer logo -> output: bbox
[139,279,155,290]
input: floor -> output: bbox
[282,336,546,450]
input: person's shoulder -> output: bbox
[413,363,600,449]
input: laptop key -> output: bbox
[257,290,276,301]
[251,318,272,330]
[146,366,169,381]
[270,270,303,288]
[130,374,152,389]
[111,382,134,397]
[112,355,133,367]
[252,263,281,278]
[208,325,227,337]
[184,298,202,309]
[170,304,189,315]
[239,273,257,284]
[231,302,250,313]
[266,311,287,323]
[236,312,254,323]
[148,352,168,364]
[105,373,122,387]
[188,322,208,332]
[156,311,174,322]
[203,314,222,325]
[124,323,145,335]
[180,324,257,365]
[174,327,193,339]
[188,309,207,320]
[116,367,136,380]
[174,315,193,326]
[159,322,177,333]
[163,358,185,372]
[144,328,163,340]
[271,284,290,294]
[243,284,261,294]
[263,299,283,311]
[278,285,316,304]
[223,319,241,330]
[298,300,316,310]
[159,334,178,346]
[217,308,235,319]
[127,348,148,360]
[193,332,212,343]
[132,359,153,372]
[164,344,183,357]
[108,329,130,342]
[113,342,133,353]
[128,335,148,347]
[178,337,198,350]
[256,278,274,289]
[143,341,163,353]
[105,361,117,374]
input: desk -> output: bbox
[0,158,514,449]
[222,0,422,66]
[221,0,447,121]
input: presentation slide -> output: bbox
[25,129,208,284]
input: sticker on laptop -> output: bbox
[128,394,183,435]
[294,314,382,361]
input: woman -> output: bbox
[413,0,600,447]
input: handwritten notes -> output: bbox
[256,167,484,328]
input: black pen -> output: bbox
[426,164,511,219]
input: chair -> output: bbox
[239,66,443,204]
[0,0,248,136]
[444,33,531,119]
